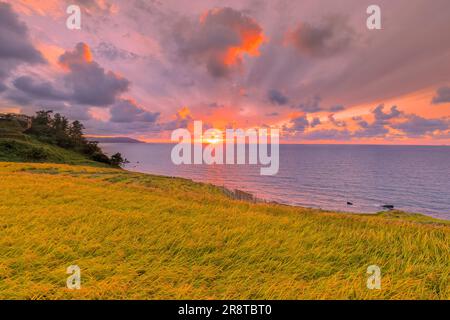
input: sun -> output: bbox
[205,137,221,144]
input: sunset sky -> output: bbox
[0,0,449,144]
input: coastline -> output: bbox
[100,143,450,220]
[118,164,450,223]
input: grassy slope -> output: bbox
[0,137,107,167]
[0,118,106,166]
[0,162,448,300]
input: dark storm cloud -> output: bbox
[432,86,450,104]
[0,3,44,64]
[93,42,139,61]
[373,105,401,121]
[310,117,321,127]
[283,114,352,140]
[284,114,309,133]
[352,116,368,128]
[299,104,448,140]
[4,90,32,105]
[353,120,389,138]
[59,43,130,106]
[0,2,45,93]
[353,105,401,138]
[268,89,288,105]
[351,104,449,139]
[4,42,131,119]
[392,115,449,137]
[110,99,160,123]
[287,15,355,58]
[12,76,68,101]
[171,7,264,78]
[294,95,322,112]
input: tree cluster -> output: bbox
[25,110,127,167]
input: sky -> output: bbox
[0,0,449,144]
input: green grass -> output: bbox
[0,137,107,167]
[0,162,448,300]
[0,117,107,166]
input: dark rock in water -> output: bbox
[347,202,353,206]
[382,204,395,210]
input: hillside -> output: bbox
[0,137,107,166]
[0,162,448,299]
[0,112,124,167]
[0,114,30,140]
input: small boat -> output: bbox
[382,204,394,210]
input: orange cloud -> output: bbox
[224,31,265,66]
[179,7,265,77]
[177,106,191,120]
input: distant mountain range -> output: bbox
[88,137,144,143]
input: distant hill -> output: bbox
[88,136,144,143]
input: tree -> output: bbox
[68,120,85,147]
[52,113,69,133]
[25,110,54,138]
[53,113,72,148]
[34,110,53,127]
[23,110,127,167]
[110,153,129,168]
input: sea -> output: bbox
[100,143,450,220]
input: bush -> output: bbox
[23,110,118,166]
[25,147,47,160]
[90,152,111,164]
[0,140,16,151]
[110,153,129,168]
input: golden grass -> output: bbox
[0,162,448,300]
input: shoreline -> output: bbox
[1,159,448,223]
[120,164,450,222]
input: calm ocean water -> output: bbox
[101,143,450,220]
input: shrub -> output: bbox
[90,151,111,164]
[25,147,47,160]
[110,153,129,168]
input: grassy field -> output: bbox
[0,162,448,300]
